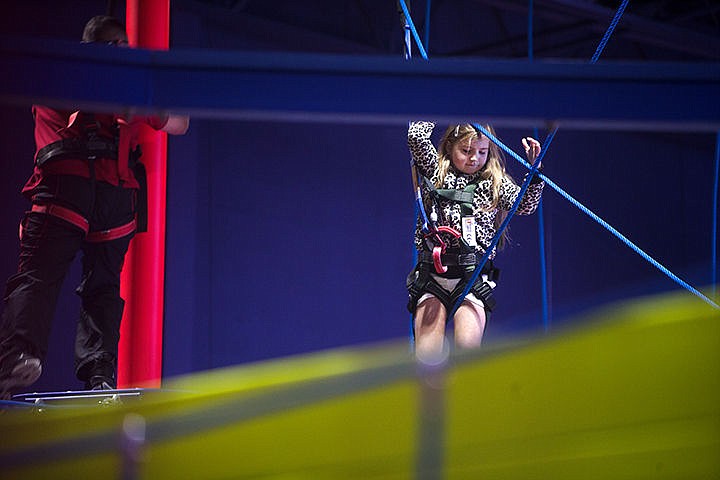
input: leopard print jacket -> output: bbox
[408,121,544,260]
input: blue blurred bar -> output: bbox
[1,35,719,131]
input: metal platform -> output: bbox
[8,388,156,409]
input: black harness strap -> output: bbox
[35,137,118,166]
[406,261,499,314]
[417,250,482,267]
[35,112,119,167]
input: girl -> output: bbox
[406,121,543,362]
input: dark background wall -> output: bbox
[0,0,717,391]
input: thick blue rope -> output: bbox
[403,4,418,345]
[713,131,720,299]
[424,0,432,53]
[537,196,550,329]
[534,122,551,330]
[448,125,558,319]
[591,0,630,64]
[528,0,534,59]
[484,127,720,310]
[398,0,429,60]
[528,0,551,330]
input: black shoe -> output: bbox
[85,375,116,391]
[0,351,42,400]
[79,358,116,391]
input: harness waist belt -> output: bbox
[418,250,481,266]
[35,138,118,166]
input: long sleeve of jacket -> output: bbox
[407,121,439,181]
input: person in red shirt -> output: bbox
[0,15,189,398]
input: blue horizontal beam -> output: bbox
[1,36,719,131]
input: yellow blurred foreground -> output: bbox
[0,289,718,479]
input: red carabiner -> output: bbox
[429,226,461,274]
[436,226,461,238]
[432,245,447,274]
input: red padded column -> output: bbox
[117,0,170,388]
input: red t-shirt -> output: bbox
[22,105,168,194]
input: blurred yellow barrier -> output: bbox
[0,289,717,479]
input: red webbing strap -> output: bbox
[86,219,137,243]
[30,203,136,242]
[30,204,89,235]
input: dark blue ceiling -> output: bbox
[179,0,720,60]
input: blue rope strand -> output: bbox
[402,2,437,344]
[590,0,630,64]
[424,0,431,53]
[487,128,720,310]
[537,197,550,329]
[398,0,429,60]
[712,131,720,299]
[533,121,550,331]
[528,0,534,60]
[448,125,558,319]
[528,0,551,330]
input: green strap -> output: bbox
[434,188,473,204]
[435,184,477,216]
[421,176,478,217]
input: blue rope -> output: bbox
[527,0,534,60]
[424,0,432,53]
[537,197,550,329]
[528,0,551,330]
[403,2,425,346]
[415,185,431,232]
[713,131,720,299]
[487,129,720,310]
[448,125,558,319]
[398,0,429,60]
[533,127,551,331]
[590,0,630,64]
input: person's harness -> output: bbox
[29,112,147,242]
[407,173,499,313]
[419,175,489,273]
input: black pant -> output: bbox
[0,175,135,382]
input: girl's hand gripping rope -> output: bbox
[522,136,542,167]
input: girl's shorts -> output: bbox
[417,274,496,310]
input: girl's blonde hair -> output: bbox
[435,124,515,248]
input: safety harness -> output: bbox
[407,173,500,313]
[27,112,145,242]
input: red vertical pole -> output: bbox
[118,0,170,388]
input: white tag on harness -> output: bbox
[461,216,477,247]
